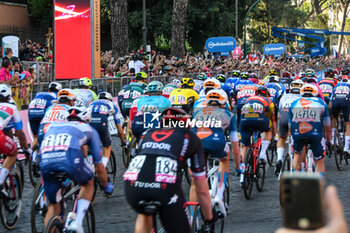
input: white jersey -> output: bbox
[194,80,204,93]
[0,103,22,130]
[278,93,300,118]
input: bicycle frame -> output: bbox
[206,158,219,199]
[251,135,261,176]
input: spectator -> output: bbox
[134,53,145,73]
[0,58,18,85]
[4,48,13,59]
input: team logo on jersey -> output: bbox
[144,110,161,129]
[300,99,312,106]
[299,122,313,134]
[151,129,174,142]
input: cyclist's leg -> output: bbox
[301,146,307,171]
[217,145,230,201]
[291,134,303,171]
[277,116,289,163]
[330,100,340,145]
[0,131,17,189]
[135,215,153,233]
[342,101,350,153]
[259,121,272,162]
[311,136,326,175]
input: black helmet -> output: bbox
[255,86,270,97]
[325,68,335,78]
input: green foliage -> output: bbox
[27,0,53,28]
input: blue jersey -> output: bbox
[90,99,121,124]
[226,77,240,89]
[221,83,231,98]
[234,79,253,93]
[136,95,172,116]
[28,92,57,118]
[289,97,331,136]
[331,82,350,100]
[265,82,285,107]
[40,121,102,167]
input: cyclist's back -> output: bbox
[169,88,199,113]
[120,82,145,118]
[318,78,337,104]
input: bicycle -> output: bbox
[300,138,316,173]
[0,155,23,230]
[278,136,293,180]
[43,171,96,233]
[242,130,265,200]
[333,113,348,171]
[28,143,41,187]
[122,121,134,168]
[266,137,277,166]
[31,179,48,233]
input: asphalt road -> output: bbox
[2,138,350,233]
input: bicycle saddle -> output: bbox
[49,171,69,182]
[137,200,162,215]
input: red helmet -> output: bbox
[282,72,291,78]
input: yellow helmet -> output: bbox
[269,69,278,76]
[181,77,195,88]
[79,77,92,87]
[135,72,148,80]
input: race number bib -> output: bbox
[108,116,118,135]
[123,155,146,181]
[177,95,187,104]
[41,133,72,153]
[29,98,47,109]
[155,157,177,183]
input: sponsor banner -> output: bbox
[205,37,236,53]
[232,46,241,59]
[263,43,286,55]
[2,36,19,57]
[310,46,327,57]
[93,0,101,78]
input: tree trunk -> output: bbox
[110,0,129,59]
[171,0,188,57]
[337,1,350,55]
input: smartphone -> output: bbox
[280,173,324,230]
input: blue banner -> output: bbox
[263,43,286,55]
[205,37,236,53]
[310,46,327,57]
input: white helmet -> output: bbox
[171,79,181,88]
[300,84,318,97]
[206,89,228,105]
[290,80,304,94]
[0,84,12,99]
[268,75,280,83]
[58,89,77,101]
[203,78,221,91]
[48,82,62,93]
[67,106,92,123]
[98,92,113,102]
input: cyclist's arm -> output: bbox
[229,114,240,170]
[322,101,332,142]
[193,178,213,221]
[13,107,29,149]
[90,90,98,100]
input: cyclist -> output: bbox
[74,77,98,106]
[28,82,62,147]
[119,72,148,119]
[265,75,286,118]
[162,79,181,99]
[169,77,199,114]
[191,89,240,216]
[0,84,31,197]
[304,72,325,101]
[289,84,331,175]
[90,92,126,167]
[40,106,113,232]
[195,78,224,111]
[330,77,350,154]
[275,80,304,175]
[193,73,207,93]
[226,70,240,88]
[38,89,77,144]
[123,107,215,233]
[240,86,275,184]
[216,74,231,98]
[235,82,258,126]
[341,67,349,79]
[248,73,259,84]
[318,68,338,104]
[263,68,279,83]
[280,72,293,93]
[130,81,171,139]
[233,71,253,98]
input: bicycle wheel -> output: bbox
[256,158,265,192]
[243,148,254,200]
[83,205,96,233]
[31,182,48,233]
[281,154,291,173]
[334,131,343,171]
[180,162,192,185]
[191,205,204,233]
[128,137,139,162]
[266,139,276,166]
[43,215,63,233]
[14,161,24,191]
[29,144,41,187]
[107,150,117,187]
[122,122,131,168]
[0,171,23,229]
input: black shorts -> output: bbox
[331,98,350,122]
[29,117,43,136]
[278,113,289,137]
[240,118,270,146]
[90,115,111,147]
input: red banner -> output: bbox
[55,0,91,79]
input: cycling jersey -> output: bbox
[120,83,145,117]
[28,92,57,135]
[193,79,204,93]
[131,95,171,138]
[318,78,337,104]
[280,77,293,93]
[265,82,285,108]
[225,77,240,88]
[233,79,253,94]
[278,93,300,137]
[38,104,70,144]
[162,84,178,99]
[74,89,97,106]
[235,84,258,125]
[169,88,199,114]
[330,82,350,122]
[289,97,330,160]
[221,83,231,98]
[40,121,102,203]
[192,106,238,158]
[240,96,275,146]
[90,99,121,147]
[123,127,206,233]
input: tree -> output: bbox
[171,0,188,57]
[27,0,53,28]
[110,0,129,58]
[337,0,350,54]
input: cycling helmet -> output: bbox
[255,86,270,97]
[269,69,278,76]
[216,74,226,83]
[305,69,316,77]
[67,106,92,123]
[146,81,164,93]
[282,72,291,78]
[203,78,221,91]
[342,67,350,76]
[0,84,12,100]
[79,77,92,87]
[171,79,181,88]
[135,72,148,80]
[300,72,306,78]
[306,76,318,84]
[341,78,349,83]
[300,84,318,97]
[98,92,113,101]
[196,73,207,80]
[325,69,335,78]
[206,89,228,105]
[232,70,240,77]
[268,75,280,83]
[240,72,249,80]
[181,77,195,88]
[290,80,304,94]
[48,82,62,93]
[161,107,190,126]
[57,89,77,101]
[249,73,259,84]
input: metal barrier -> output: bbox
[21,61,54,83]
